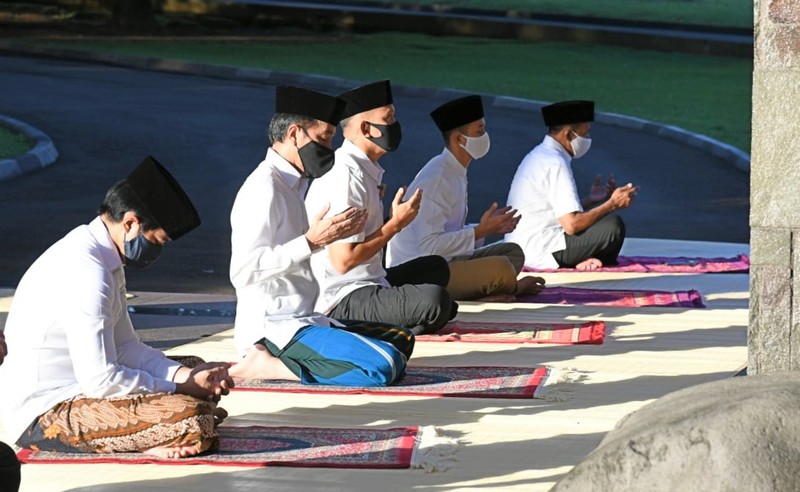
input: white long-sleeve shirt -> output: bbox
[0,217,181,443]
[505,135,582,269]
[229,149,330,356]
[304,139,390,314]
[387,148,479,266]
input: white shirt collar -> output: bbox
[88,216,123,271]
[543,134,572,161]
[441,147,468,177]
[265,148,305,192]
[341,139,385,183]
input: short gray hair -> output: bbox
[268,113,316,144]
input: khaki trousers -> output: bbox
[447,242,525,300]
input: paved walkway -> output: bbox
[0,238,748,491]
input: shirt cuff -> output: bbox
[154,379,178,394]
[288,235,313,261]
[165,362,182,383]
[467,224,484,249]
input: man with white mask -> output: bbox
[387,95,545,301]
[506,100,638,270]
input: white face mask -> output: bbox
[570,131,592,159]
[460,132,491,159]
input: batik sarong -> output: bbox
[17,393,218,455]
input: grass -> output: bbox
[0,126,32,159]
[334,0,753,29]
[30,33,751,152]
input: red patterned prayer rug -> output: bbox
[416,321,606,344]
[232,366,551,399]
[522,254,749,273]
[517,286,705,308]
[16,425,453,469]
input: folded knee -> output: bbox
[609,215,626,238]
[361,355,407,387]
[424,285,454,317]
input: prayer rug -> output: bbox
[517,286,705,308]
[232,365,550,399]
[16,425,447,469]
[416,321,605,345]
[522,254,749,273]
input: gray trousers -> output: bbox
[553,214,626,268]
[329,256,455,335]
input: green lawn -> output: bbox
[29,32,752,151]
[0,126,32,159]
[337,0,753,29]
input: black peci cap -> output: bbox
[339,80,393,119]
[430,95,485,132]
[541,100,595,127]
[275,86,346,126]
[124,156,201,240]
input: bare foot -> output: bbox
[575,258,603,270]
[515,276,546,295]
[142,443,202,459]
[228,344,300,381]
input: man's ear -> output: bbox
[360,120,372,138]
[286,124,301,146]
[452,131,466,147]
[121,211,139,234]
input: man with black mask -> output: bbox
[1,157,234,460]
[305,80,456,336]
[229,85,414,386]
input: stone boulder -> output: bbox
[552,372,800,491]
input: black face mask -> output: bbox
[366,121,402,152]
[298,138,336,178]
[124,231,162,269]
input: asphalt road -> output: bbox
[0,55,749,294]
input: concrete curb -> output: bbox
[0,114,59,182]
[0,42,750,176]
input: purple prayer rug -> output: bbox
[416,321,606,344]
[517,286,705,308]
[522,254,749,273]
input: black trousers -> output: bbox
[552,214,626,268]
[330,256,456,335]
[0,441,20,492]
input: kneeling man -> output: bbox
[229,85,412,387]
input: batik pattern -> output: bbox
[18,393,218,454]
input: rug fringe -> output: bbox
[534,367,590,402]
[410,426,460,472]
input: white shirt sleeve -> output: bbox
[64,264,176,397]
[549,162,582,219]
[230,183,313,289]
[415,178,476,259]
[308,164,372,245]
